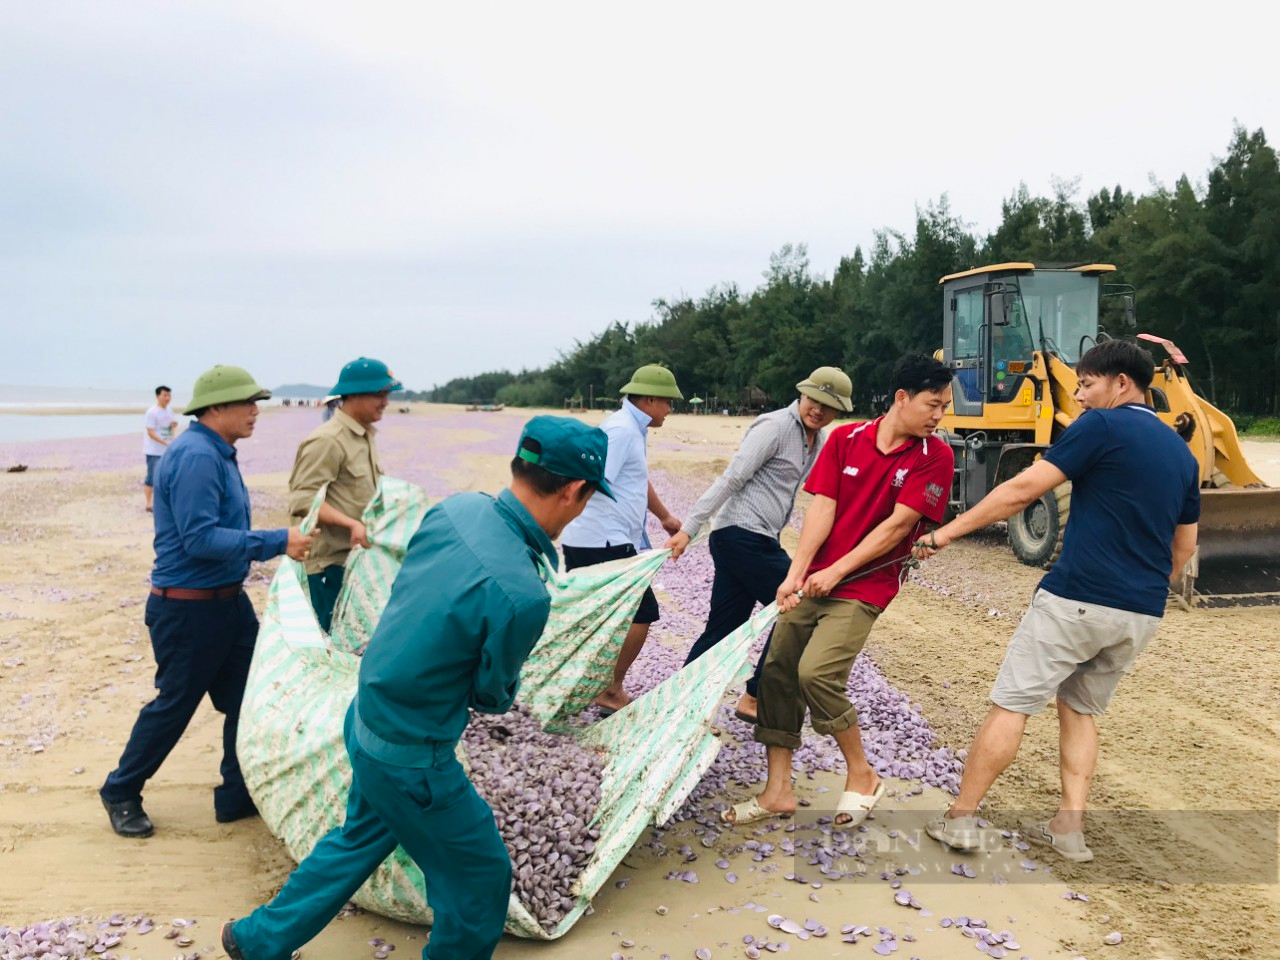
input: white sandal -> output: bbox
[834,780,885,827]
[720,797,791,827]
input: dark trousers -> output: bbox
[682,526,790,698]
[101,590,258,816]
[562,542,660,624]
[233,705,511,960]
[307,564,345,633]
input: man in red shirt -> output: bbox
[721,354,954,828]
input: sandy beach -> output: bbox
[1,404,1277,960]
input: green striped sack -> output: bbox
[238,477,775,939]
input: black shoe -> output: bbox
[101,796,154,838]
[215,797,259,824]
[221,922,246,960]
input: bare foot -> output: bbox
[593,688,633,714]
[843,768,880,796]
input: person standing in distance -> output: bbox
[288,358,401,632]
[100,366,312,838]
[143,385,178,512]
[666,367,852,723]
[560,363,684,716]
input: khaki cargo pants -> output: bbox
[755,595,881,750]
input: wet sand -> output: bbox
[1,405,1277,960]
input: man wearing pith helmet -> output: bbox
[100,366,313,839]
[224,416,611,960]
[666,366,852,724]
[560,363,684,715]
[288,358,402,632]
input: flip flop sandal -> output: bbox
[733,709,758,724]
[719,797,792,827]
[834,780,886,827]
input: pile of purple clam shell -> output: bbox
[462,704,605,931]
[1,916,197,960]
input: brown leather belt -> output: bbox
[150,584,243,601]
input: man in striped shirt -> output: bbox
[666,367,853,722]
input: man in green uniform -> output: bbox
[288,358,402,631]
[223,416,612,960]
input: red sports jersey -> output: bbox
[804,416,954,608]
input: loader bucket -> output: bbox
[1191,488,1280,607]
[1197,488,1280,563]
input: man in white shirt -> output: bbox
[143,385,178,512]
[560,364,684,715]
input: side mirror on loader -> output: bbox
[995,291,1014,326]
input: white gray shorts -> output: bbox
[990,589,1163,716]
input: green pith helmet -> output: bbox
[184,365,271,416]
[620,364,684,400]
[796,366,853,413]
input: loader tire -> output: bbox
[1008,481,1071,569]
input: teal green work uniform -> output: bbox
[231,488,556,960]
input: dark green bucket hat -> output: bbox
[330,358,403,397]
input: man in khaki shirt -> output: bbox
[288,358,402,631]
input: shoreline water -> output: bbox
[0,413,148,445]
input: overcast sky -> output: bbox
[2,1,1275,394]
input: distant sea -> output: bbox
[0,384,177,443]
[0,384,336,444]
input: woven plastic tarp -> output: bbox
[238,477,776,940]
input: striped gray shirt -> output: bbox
[681,400,825,541]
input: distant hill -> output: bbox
[273,383,330,398]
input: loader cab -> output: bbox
[940,263,1114,417]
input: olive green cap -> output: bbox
[796,366,853,413]
[620,363,684,400]
[184,365,271,416]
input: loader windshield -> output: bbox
[1012,272,1100,364]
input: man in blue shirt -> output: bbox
[223,415,612,960]
[100,366,312,839]
[560,364,684,715]
[920,341,1200,862]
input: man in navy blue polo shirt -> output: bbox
[921,340,1199,862]
[100,366,312,839]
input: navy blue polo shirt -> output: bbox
[1039,403,1200,617]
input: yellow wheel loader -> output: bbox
[934,262,1280,605]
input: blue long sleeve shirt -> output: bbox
[354,488,557,755]
[151,422,289,588]
[560,398,652,550]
